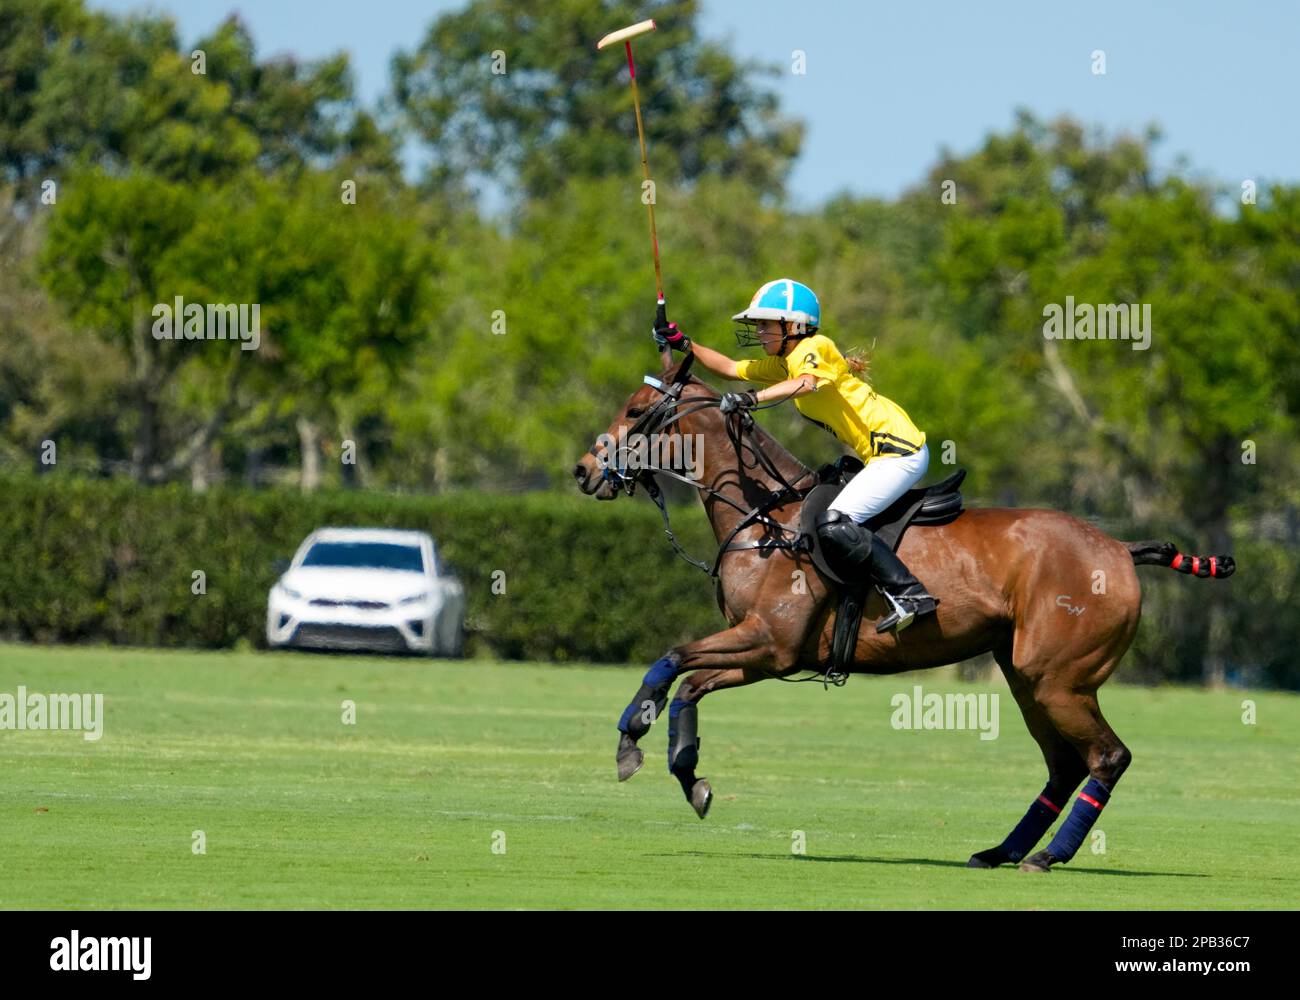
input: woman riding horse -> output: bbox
[577,286,1234,872]
[656,278,935,633]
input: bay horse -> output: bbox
[571,353,1234,872]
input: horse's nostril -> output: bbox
[573,463,587,480]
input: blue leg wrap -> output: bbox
[617,654,679,737]
[998,784,1071,862]
[1043,777,1112,863]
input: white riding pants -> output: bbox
[829,444,930,524]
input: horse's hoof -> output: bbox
[617,733,643,782]
[689,779,712,819]
[1018,850,1058,873]
[966,848,1010,868]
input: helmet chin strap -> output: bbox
[777,318,806,352]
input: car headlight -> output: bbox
[280,585,303,601]
[399,592,432,606]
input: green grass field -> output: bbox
[2,642,1297,909]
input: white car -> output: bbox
[267,528,466,656]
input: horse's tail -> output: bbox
[1124,540,1235,579]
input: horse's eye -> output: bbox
[627,408,645,419]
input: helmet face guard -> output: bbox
[733,318,814,350]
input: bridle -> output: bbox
[588,352,819,578]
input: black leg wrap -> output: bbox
[668,700,700,795]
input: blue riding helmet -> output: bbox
[732,278,821,347]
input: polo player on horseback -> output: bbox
[656,278,937,633]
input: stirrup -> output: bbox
[875,590,938,634]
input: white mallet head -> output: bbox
[596,19,656,50]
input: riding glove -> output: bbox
[720,390,758,414]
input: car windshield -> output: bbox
[300,541,424,572]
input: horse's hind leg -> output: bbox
[1003,536,1140,871]
[1018,690,1132,872]
[968,646,1089,868]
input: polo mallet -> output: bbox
[596,19,671,367]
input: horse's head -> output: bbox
[572,352,713,500]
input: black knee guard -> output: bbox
[815,509,875,581]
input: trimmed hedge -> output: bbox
[4,476,1297,685]
[0,476,724,663]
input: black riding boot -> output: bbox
[867,533,938,633]
[816,510,937,634]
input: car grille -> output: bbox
[291,624,409,652]
[308,598,390,610]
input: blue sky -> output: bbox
[93,0,1299,208]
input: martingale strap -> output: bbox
[642,460,810,578]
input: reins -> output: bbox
[591,362,818,580]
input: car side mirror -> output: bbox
[272,557,290,575]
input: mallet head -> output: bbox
[596,19,656,50]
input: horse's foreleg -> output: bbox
[616,650,684,781]
[614,615,790,788]
[666,664,771,819]
[662,614,799,817]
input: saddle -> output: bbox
[799,466,967,677]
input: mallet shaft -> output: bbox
[626,41,663,301]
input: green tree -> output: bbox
[0,0,395,195]
[193,14,402,180]
[390,0,802,200]
[0,185,131,474]
[913,112,1300,685]
[0,0,259,189]
[38,169,437,485]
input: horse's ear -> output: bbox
[672,350,695,386]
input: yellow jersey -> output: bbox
[734,333,926,462]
